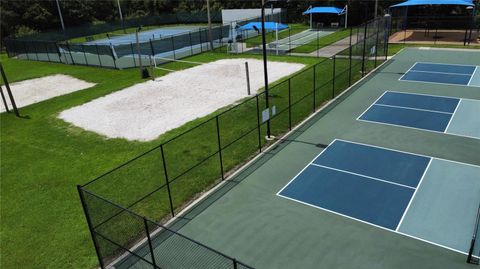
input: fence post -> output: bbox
[332,55,336,98]
[215,116,225,180]
[109,45,117,69]
[288,79,292,130]
[361,21,368,77]
[95,45,103,67]
[82,45,89,66]
[0,63,20,117]
[160,145,175,217]
[316,29,320,57]
[0,85,10,113]
[149,39,155,56]
[77,186,105,269]
[55,42,63,63]
[32,41,39,61]
[66,42,75,65]
[348,27,353,86]
[255,95,262,152]
[374,20,380,68]
[233,258,238,269]
[189,32,194,56]
[312,65,316,112]
[171,36,176,59]
[44,43,51,62]
[23,42,31,60]
[143,218,158,268]
[130,43,137,67]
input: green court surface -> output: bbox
[151,48,480,269]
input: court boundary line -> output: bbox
[398,61,479,87]
[310,163,416,190]
[396,158,432,231]
[408,69,474,76]
[385,90,476,102]
[277,139,479,257]
[445,99,462,132]
[468,66,478,86]
[356,92,480,141]
[373,103,454,115]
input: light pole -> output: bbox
[260,0,288,139]
[55,0,65,33]
[116,0,125,33]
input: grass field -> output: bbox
[244,24,309,48]
[291,28,351,53]
[0,52,321,269]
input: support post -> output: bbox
[216,116,225,180]
[288,79,292,130]
[82,45,88,66]
[332,55,336,98]
[0,85,10,113]
[348,27,353,86]
[0,63,20,117]
[77,186,105,269]
[160,145,175,217]
[361,21,368,76]
[245,62,251,95]
[255,95,262,152]
[171,36,176,59]
[313,65,316,112]
[143,218,158,268]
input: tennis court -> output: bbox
[271,29,332,51]
[114,47,480,269]
[400,62,480,87]
[84,25,203,46]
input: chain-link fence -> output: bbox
[78,15,390,269]
[4,11,285,69]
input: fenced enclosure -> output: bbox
[77,15,390,269]
[389,15,479,45]
[3,11,286,70]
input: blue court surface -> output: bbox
[358,91,480,139]
[84,26,201,46]
[400,62,480,87]
[277,139,480,254]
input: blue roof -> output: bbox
[303,7,346,15]
[391,0,474,8]
[238,22,289,31]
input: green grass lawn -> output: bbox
[0,52,321,269]
[291,28,352,53]
[388,43,480,56]
[244,24,309,48]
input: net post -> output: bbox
[77,185,105,269]
[255,94,262,152]
[288,79,292,131]
[215,116,225,181]
[332,55,336,98]
[160,144,175,217]
[245,62,251,95]
[0,63,20,117]
[143,217,158,268]
[312,65,316,112]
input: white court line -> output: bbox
[310,163,416,190]
[358,116,480,141]
[468,66,479,86]
[396,158,432,231]
[373,103,454,115]
[408,69,474,76]
[397,62,418,81]
[444,99,462,133]
[415,61,478,69]
[385,90,473,102]
[356,91,388,120]
[399,76,474,87]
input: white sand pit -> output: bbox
[1,74,96,113]
[59,58,305,141]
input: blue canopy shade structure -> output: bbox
[238,22,289,31]
[303,7,346,15]
[390,0,474,8]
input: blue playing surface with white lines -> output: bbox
[400,62,479,86]
[359,91,460,133]
[278,140,430,230]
